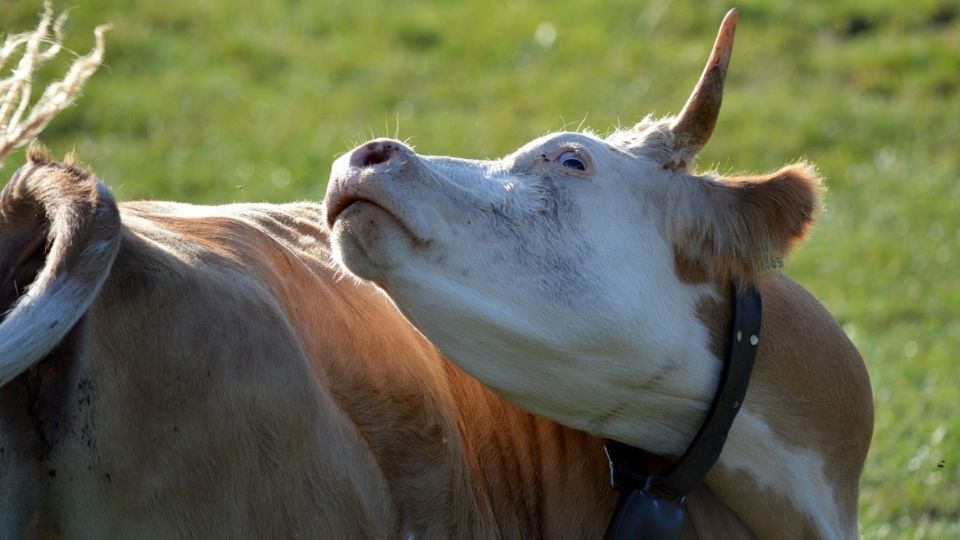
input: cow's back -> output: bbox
[16,201,406,537]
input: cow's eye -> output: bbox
[555,150,586,171]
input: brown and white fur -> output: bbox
[324,11,873,539]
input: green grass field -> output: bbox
[3,1,958,537]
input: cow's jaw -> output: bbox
[326,134,723,457]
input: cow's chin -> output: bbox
[330,201,415,282]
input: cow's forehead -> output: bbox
[508,131,616,161]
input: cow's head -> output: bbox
[324,10,820,454]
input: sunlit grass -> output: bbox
[2,1,958,537]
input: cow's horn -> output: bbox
[667,8,739,168]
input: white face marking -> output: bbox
[325,133,721,454]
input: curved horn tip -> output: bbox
[665,9,741,169]
[723,8,740,27]
[714,8,740,66]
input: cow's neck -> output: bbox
[603,285,761,539]
[647,279,858,539]
[577,278,855,538]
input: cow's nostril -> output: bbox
[350,141,397,168]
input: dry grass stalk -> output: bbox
[0,2,109,165]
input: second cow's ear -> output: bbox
[666,163,822,285]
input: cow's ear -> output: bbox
[668,163,822,285]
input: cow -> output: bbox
[324,9,873,540]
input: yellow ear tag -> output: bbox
[759,248,784,275]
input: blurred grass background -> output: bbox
[2,0,958,537]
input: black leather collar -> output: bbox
[603,285,762,539]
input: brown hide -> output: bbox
[689,275,872,539]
